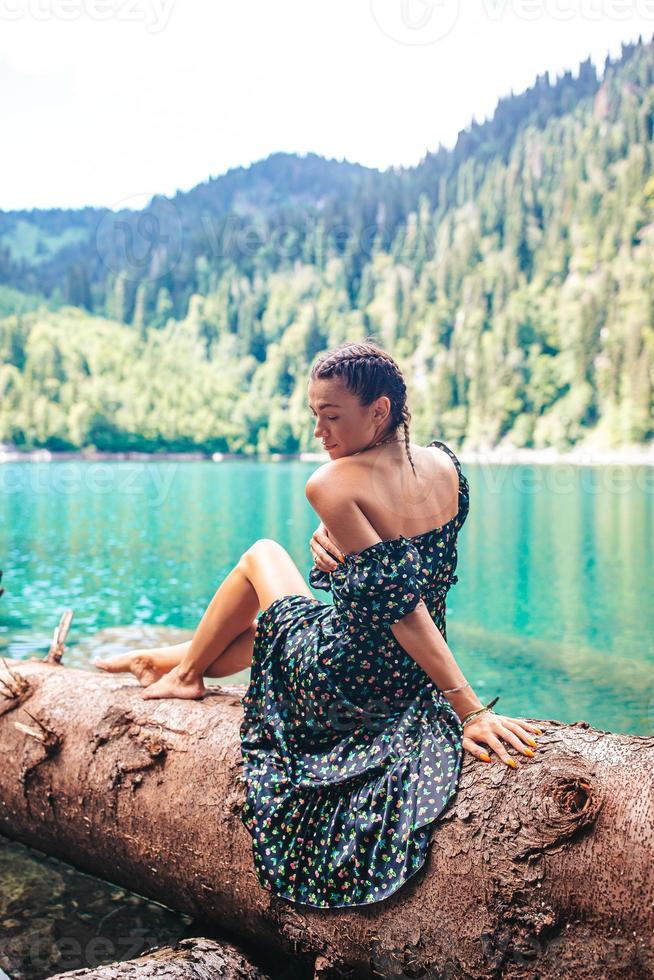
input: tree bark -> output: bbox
[47,936,271,979]
[0,656,652,980]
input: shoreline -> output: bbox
[1,443,653,466]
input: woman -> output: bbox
[94,338,540,908]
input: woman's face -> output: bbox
[307,377,392,458]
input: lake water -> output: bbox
[1,458,652,735]
[1,457,652,976]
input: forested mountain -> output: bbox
[1,36,653,453]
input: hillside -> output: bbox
[0,36,652,452]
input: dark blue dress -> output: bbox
[239,439,470,908]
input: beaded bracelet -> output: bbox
[461,696,500,726]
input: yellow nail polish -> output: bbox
[338,555,345,563]
[479,752,491,762]
[534,728,543,735]
[506,758,517,768]
[523,748,534,757]
[526,737,537,747]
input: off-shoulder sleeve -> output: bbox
[331,538,423,631]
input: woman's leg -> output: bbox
[93,640,193,683]
[137,538,316,700]
[94,630,256,687]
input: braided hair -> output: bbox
[309,337,417,478]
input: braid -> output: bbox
[401,404,416,478]
[310,336,417,477]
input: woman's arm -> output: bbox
[394,602,541,766]
[310,521,345,570]
[305,464,383,557]
[390,602,484,717]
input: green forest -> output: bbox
[1,37,653,454]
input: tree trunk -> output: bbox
[48,937,271,979]
[0,657,652,980]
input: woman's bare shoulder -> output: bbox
[307,444,447,486]
[304,458,352,500]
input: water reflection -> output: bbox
[0,458,652,734]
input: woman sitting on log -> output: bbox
[93,337,540,909]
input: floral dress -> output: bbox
[239,439,470,909]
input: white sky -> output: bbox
[1,0,653,211]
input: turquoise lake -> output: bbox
[1,458,652,735]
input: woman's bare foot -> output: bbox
[92,651,168,687]
[140,664,206,701]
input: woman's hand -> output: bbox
[310,522,344,572]
[462,711,542,768]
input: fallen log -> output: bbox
[48,936,271,979]
[0,656,652,980]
